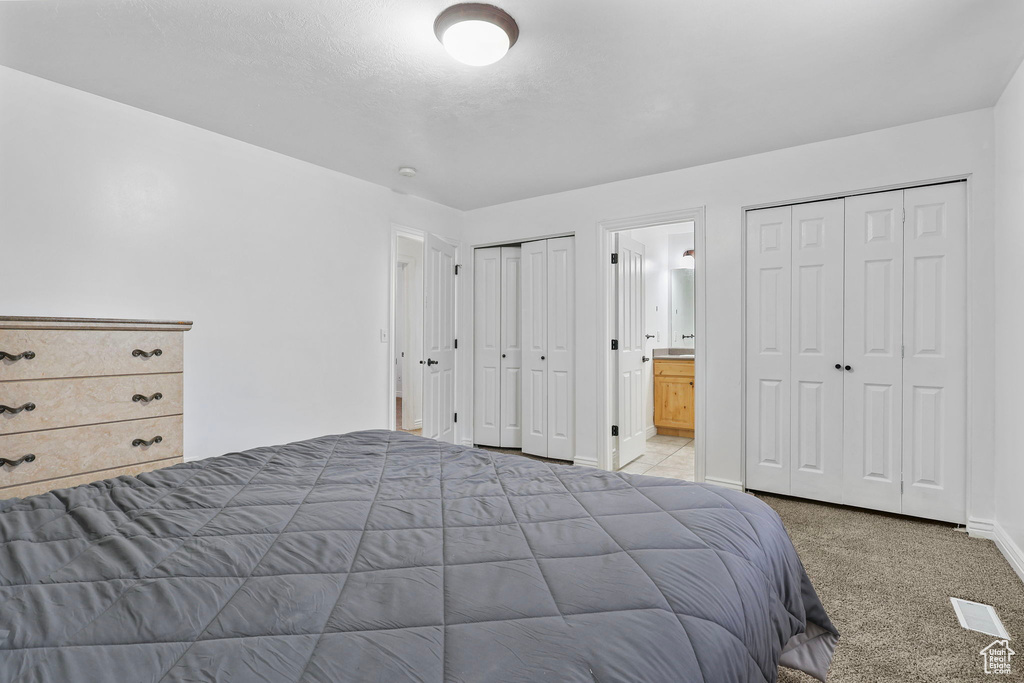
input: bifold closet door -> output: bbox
[499,247,523,448]
[842,190,904,514]
[545,237,575,461]
[745,206,793,494]
[901,183,967,523]
[473,248,502,447]
[521,240,548,456]
[790,199,846,502]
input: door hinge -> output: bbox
[900,480,904,494]
[454,264,460,275]
[454,339,458,349]
[901,345,905,358]
[902,208,906,224]
[611,339,619,350]
[610,253,619,264]
[454,412,458,423]
[611,425,619,437]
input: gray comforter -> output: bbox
[0,430,837,682]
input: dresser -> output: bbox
[653,357,695,437]
[0,316,192,500]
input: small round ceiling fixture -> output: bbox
[398,166,417,177]
[434,3,519,67]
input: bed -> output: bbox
[0,430,837,682]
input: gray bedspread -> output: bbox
[0,430,837,682]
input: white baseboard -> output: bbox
[703,476,744,491]
[413,419,422,428]
[967,517,995,540]
[574,456,599,469]
[994,522,1024,585]
[645,425,658,439]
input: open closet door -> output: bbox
[424,234,457,444]
[615,232,647,468]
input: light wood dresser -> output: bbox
[0,316,192,500]
[653,357,695,437]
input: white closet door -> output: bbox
[546,237,575,461]
[615,232,646,467]
[790,199,846,503]
[473,248,502,447]
[842,191,903,513]
[500,246,523,448]
[745,206,793,494]
[901,183,967,523]
[521,239,548,456]
[424,234,457,444]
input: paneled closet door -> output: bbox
[521,239,548,456]
[790,199,846,503]
[546,237,575,461]
[473,248,502,447]
[499,246,523,448]
[842,191,904,514]
[745,206,793,494]
[901,183,967,523]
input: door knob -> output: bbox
[540,355,546,360]
[427,358,439,366]
[642,356,650,363]
[845,365,852,371]
[501,354,506,358]
[835,364,842,370]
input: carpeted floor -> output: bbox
[760,494,1024,682]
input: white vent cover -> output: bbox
[950,598,1010,638]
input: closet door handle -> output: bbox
[835,364,842,370]
[132,436,163,447]
[0,454,35,467]
[501,354,506,358]
[0,402,35,414]
[0,350,35,362]
[132,349,163,358]
[132,393,163,404]
[845,365,852,372]
[540,355,546,361]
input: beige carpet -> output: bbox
[760,494,1024,682]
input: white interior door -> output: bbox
[500,246,523,448]
[473,247,501,447]
[790,199,846,503]
[615,232,646,467]
[521,239,548,456]
[842,190,904,514]
[545,237,575,461]
[424,234,457,443]
[745,206,793,494]
[901,183,967,523]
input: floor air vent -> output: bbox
[950,598,1010,638]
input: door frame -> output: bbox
[738,174,976,522]
[388,224,425,431]
[598,207,707,478]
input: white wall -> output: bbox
[0,66,463,460]
[993,57,1024,578]
[464,110,996,525]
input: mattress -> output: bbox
[0,430,838,682]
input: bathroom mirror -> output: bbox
[669,267,695,347]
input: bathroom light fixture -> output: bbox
[434,3,519,66]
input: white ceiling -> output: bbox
[2,0,1023,210]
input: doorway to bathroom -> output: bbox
[599,209,706,482]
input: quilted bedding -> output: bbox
[0,430,837,682]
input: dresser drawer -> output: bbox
[0,416,183,492]
[0,373,182,435]
[0,329,183,380]
[1,457,182,501]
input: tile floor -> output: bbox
[616,434,694,480]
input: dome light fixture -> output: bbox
[434,3,519,67]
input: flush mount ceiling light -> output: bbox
[398,166,417,177]
[434,3,519,67]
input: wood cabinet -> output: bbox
[653,358,694,437]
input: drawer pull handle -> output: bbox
[0,350,35,362]
[0,454,35,467]
[0,402,35,415]
[132,436,163,447]
[132,393,163,404]
[132,349,163,358]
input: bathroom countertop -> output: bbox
[652,348,695,360]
